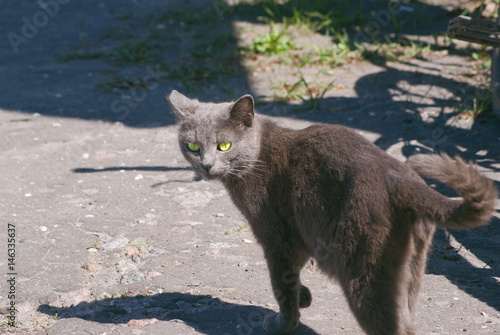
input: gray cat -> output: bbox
[167,90,497,335]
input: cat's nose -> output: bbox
[202,163,213,173]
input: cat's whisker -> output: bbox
[240,159,269,168]
[240,169,264,179]
[226,170,244,180]
[244,166,267,175]
[230,166,264,179]
[246,165,267,172]
[238,162,268,171]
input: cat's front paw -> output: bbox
[263,312,298,334]
[299,285,312,308]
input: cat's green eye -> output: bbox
[218,141,232,151]
[187,143,200,152]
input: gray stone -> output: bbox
[120,272,146,284]
[101,237,129,251]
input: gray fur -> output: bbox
[167,90,498,335]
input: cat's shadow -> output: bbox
[37,292,320,335]
[71,165,201,184]
[72,166,192,174]
[428,216,500,311]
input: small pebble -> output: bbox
[120,272,145,284]
[39,226,47,232]
[101,237,129,251]
[144,246,168,254]
[24,193,32,197]
[116,259,138,272]
[134,174,143,181]
[125,246,140,256]
[135,218,154,225]
[242,239,253,244]
[81,262,101,272]
[210,242,234,248]
[215,213,224,218]
[127,319,149,327]
[148,271,162,278]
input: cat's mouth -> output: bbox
[193,165,226,180]
[201,172,222,180]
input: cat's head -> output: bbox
[167,90,261,180]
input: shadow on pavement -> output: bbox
[71,165,200,184]
[37,292,320,335]
[428,216,500,312]
[72,166,192,174]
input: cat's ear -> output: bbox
[230,94,254,127]
[166,90,195,119]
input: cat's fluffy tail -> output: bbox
[408,153,497,229]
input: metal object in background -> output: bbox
[447,15,500,48]
[447,14,500,119]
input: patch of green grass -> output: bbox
[56,48,106,62]
[171,51,240,87]
[133,241,150,251]
[107,39,165,65]
[307,29,363,67]
[472,45,492,70]
[241,0,365,32]
[120,290,133,298]
[271,71,335,111]
[272,76,308,102]
[457,86,492,119]
[87,242,101,250]
[57,38,166,66]
[170,31,241,88]
[294,71,336,111]
[361,37,432,63]
[97,75,150,92]
[248,24,297,55]
[236,222,250,232]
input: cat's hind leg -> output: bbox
[341,265,404,335]
[299,284,312,308]
[401,222,435,334]
[338,221,417,335]
[262,247,310,334]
